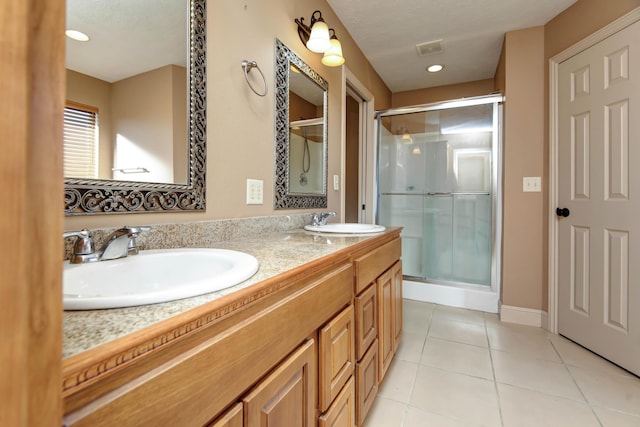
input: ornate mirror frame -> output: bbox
[64,0,206,216]
[274,39,328,209]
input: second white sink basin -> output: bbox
[63,248,259,310]
[304,223,386,234]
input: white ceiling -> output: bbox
[66,0,187,83]
[327,0,578,93]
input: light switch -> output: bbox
[246,179,263,204]
[333,175,340,191]
[523,176,542,192]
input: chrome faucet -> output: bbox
[99,226,150,260]
[311,212,336,227]
[64,226,150,263]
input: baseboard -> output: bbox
[500,305,545,327]
[541,310,549,331]
[403,280,499,313]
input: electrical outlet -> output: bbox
[246,179,263,204]
[523,176,542,192]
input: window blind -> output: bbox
[63,101,99,179]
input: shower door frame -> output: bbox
[374,95,504,313]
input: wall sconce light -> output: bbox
[322,29,345,67]
[295,10,345,66]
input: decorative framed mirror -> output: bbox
[64,0,206,215]
[274,39,328,209]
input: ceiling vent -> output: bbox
[415,39,444,56]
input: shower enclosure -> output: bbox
[375,95,503,312]
[289,118,324,195]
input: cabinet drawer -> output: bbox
[319,305,355,413]
[356,340,378,426]
[355,283,377,361]
[319,377,355,427]
[354,238,401,294]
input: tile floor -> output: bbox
[364,299,640,427]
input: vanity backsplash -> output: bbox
[63,213,311,260]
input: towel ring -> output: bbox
[241,60,268,97]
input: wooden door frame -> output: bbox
[548,7,640,334]
[0,0,65,425]
[341,68,376,224]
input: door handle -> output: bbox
[556,207,570,217]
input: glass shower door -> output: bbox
[377,99,499,288]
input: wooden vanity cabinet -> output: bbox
[392,261,403,352]
[352,237,402,425]
[319,305,355,413]
[354,283,377,361]
[243,339,317,427]
[356,339,378,426]
[207,403,243,427]
[63,264,353,427]
[61,229,403,427]
[319,377,356,427]
[377,260,402,381]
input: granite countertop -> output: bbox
[63,228,387,359]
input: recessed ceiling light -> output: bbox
[65,29,90,42]
[426,64,444,73]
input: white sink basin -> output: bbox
[63,248,259,310]
[304,223,386,234]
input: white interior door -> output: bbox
[557,20,640,376]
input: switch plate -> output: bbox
[523,176,541,192]
[246,179,263,204]
[333,174,340,191]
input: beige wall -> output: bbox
[545,0,640,59]
[65,0,391,230]
[501,26,546,310]
[112,66,181,183]
[66,65,188,183]
[66,70,114,179]
[391,79,495,107]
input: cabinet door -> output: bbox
[319,306,355,412]
[356,340,378,426]
[319,377,355,427]
[392,261,403,352]
[355,284,377,361]
[206,403,242,427]
[243,339,316,427]
[377,268,394,382]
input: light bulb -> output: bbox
[321,37,345,66]
[66,29,90,41]
[306,20,330,53]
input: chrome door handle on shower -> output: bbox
[379,192,491,196]
[426,192,491,196]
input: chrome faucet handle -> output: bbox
[310,213,321,227]
[121,225,150,255]
[63,229,98,264]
